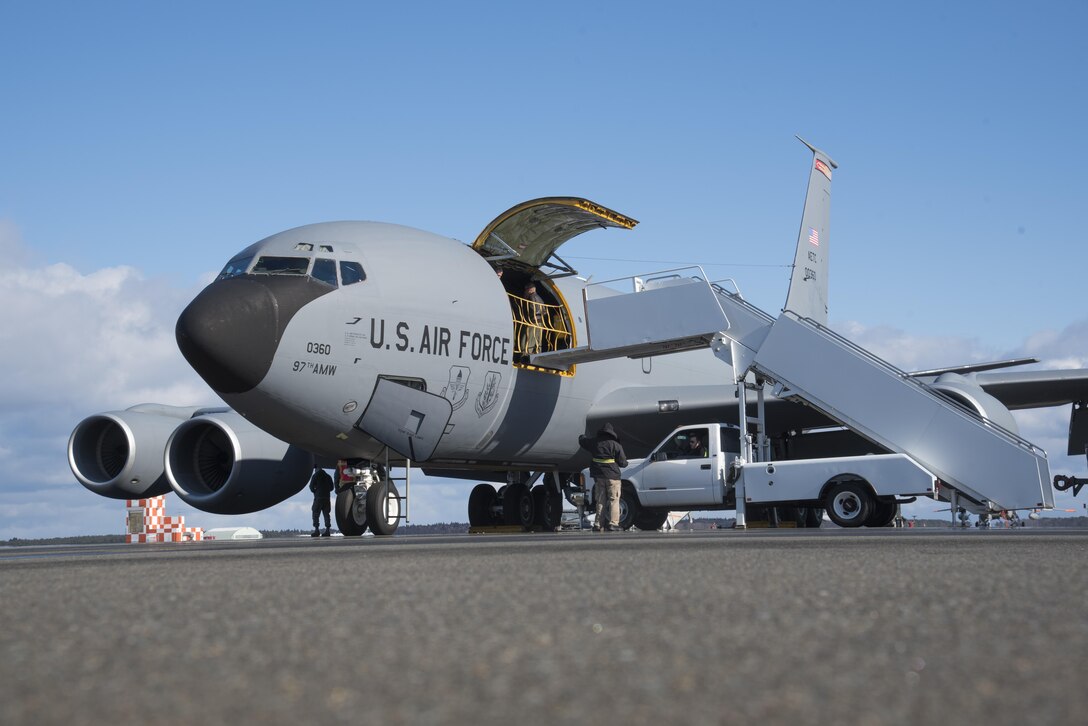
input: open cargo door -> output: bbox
[472,197,637,275]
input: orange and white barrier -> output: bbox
[125,496,203,543]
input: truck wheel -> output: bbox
[824,481,873,528]
[532,485,562,531]
[634,509,669,531]
[865,498,898,527]
[468,484,497,527]
[502,482,534,527]
[618,487,640,530]
[366,480,401,536]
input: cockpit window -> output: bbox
[312,258,338,287]
[340,261,366,285]
[216,254,254,281]
[251,256,309,275]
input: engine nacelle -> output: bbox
[165,410,314,514]
[68,404,203,500]
[930,373,1020,434]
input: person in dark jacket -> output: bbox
[578,423,628,531]
[309,468,334,537]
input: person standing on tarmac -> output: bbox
[309,467,334,537]
[578,423,628,531]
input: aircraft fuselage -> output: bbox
[176,220,732,473]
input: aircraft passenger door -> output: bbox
[637,428,717,507]
[356,378,453,461]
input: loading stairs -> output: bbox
[532,268,1054,512]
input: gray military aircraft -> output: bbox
[68,139,1088,534]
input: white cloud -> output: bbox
[0,226,214,533]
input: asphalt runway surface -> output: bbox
[2,528,1086,725]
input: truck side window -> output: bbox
[674,429,709,458]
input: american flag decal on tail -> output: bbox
[808,228,819,247]
[815,158,832,180]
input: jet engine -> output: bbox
[165,410,314,514]
[929,373,1020,434]
[68,404,203,500]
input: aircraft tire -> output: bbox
[865,498,898,528]
[532,485,562,531]
[803,507,824,528]
[335,487,368,536]
[468,484,497,526]
[633,508,669,532]
[366,480,401,536]
[824,481,873,528]
[502,482,534,527]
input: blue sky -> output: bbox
[1,1,1086,537]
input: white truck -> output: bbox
[581,423,938,530]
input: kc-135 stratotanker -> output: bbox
[69,139,1088,534]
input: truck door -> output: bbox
[637,427,719,507]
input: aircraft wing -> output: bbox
[587,368,1088,460]
[970,369,1088,410]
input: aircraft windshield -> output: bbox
[340,261,366,285]
[216,254,254,281]
[312,258,337,286]
[213,252,367,287]
[251,256,310,276]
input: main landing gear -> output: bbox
[468,473,564,530]
[334,462,402,536]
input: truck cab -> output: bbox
[627,423,742,509]
[581,423,741,531]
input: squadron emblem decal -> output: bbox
[441,366,470,410]
[475,371,502,417]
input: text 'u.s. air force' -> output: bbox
[369,319,510,365]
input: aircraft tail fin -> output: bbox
[783,137,837,326]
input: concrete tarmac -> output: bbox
[2,528,1086,725]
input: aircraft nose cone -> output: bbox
[176,276,335,395]
[176,277,280,394]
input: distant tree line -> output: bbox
[3,534,126,547]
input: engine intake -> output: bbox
[68,404,202,500]
[165,410,313,514]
